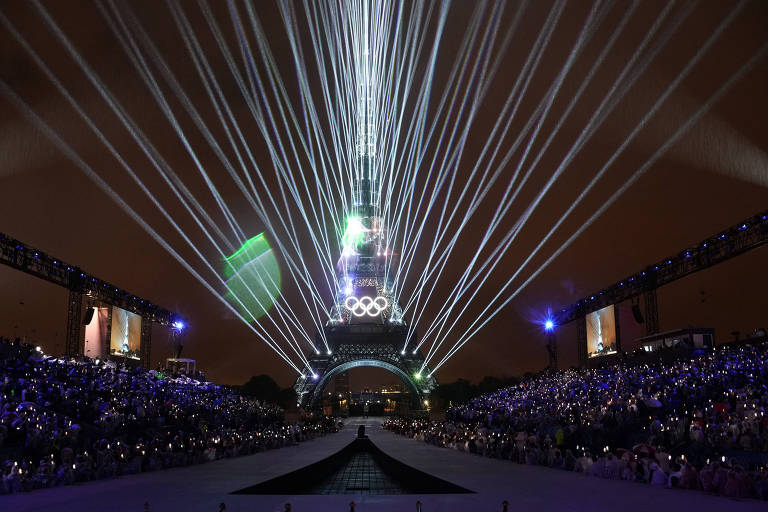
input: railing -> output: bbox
[271,502,512,511]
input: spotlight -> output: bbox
[544,320,554,331]
[173,321,185,330]
[414,372,422,380]
[311,373,319,381]
[35,346,42,352]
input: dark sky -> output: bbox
[0,0,766,391]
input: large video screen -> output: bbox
[586,305,617,358]
[84,307,109,359]
[110,306,142,359]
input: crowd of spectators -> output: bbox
[386,342,768,500]
[0,338,338,494]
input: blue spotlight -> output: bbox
[173,321,185,330]
[544,319,555,331]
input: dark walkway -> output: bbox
[312,450,404,495]
[2,418,764,511]
[233,436,471,495]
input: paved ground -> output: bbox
[2,418,765,512]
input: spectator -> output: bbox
[0,336,338,494]
[385,341,768,500]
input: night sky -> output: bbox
[0,0,766,391]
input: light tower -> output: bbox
[545,318,557,370]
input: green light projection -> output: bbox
[341,215,366,253]
[223,234,281,322]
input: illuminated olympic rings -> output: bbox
[344,295,389,317]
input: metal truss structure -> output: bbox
[294,60,437,407]
[294,326,437,407]
[554,210,768,364]
[0,232,182,368]
[293,193,438,408]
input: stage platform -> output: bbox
[3,418,764,512]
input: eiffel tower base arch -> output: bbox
[294,324,437,409]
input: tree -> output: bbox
[240,374,298,409]
[277,387,298,409]
[477,375,519,395]
[241,374,281,403]
[433,375,521,409]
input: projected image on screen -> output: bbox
[587,305,617,358]
[84,307,109,359]
[110,307,142,359]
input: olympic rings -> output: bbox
[344,295,389,317]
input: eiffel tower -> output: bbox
[294,25,437,408]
